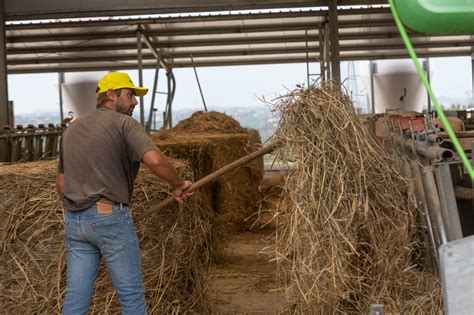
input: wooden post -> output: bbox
[25,124,36,161]
[34,123,45,160]
[45,123,55,157]
[11,125,23,162]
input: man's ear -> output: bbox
[106,89,116,100]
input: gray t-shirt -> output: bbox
[58,107,157,211]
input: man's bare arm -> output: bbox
[142,149,193,202]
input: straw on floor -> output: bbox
[1,159,212,314]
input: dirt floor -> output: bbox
[206,229,285,314]
[206,171,286,314]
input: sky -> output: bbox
[7,56,473,116]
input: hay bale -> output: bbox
[274,83,442,313]
[0,159,211,314]
[249,173,287,230]
[153,111,263,234]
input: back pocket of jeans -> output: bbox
[91,219,126,255]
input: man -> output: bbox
[56,72,193,314]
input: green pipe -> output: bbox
[394,0,474,35]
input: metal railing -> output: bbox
[387,111,469,272]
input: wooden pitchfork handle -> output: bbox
[136,141,280,221]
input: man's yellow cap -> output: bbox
[96,72,148,97]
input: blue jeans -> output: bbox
[62,203,146,315]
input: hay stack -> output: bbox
[274,83,442,313]
[0,159,211,314]
[154,111,263,234]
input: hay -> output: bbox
[274,83,442,313]
[164,110,246,134]
[154,111,263,236]
[248,173,288,230]
[0,159,212,314]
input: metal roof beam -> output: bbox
[12,28,446,55]
[7,49,472,74]
[7,18,395,43]
[5,0,388,21]
[6,7,390,30]
[8,40,474,66]
[138,28,171,72]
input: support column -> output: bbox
[318,25,325,81]
[58,72,65,123]
[324,22,331,80]
[370,61,376,113]
[191,54,207,112]
[424,59,431,112]
[328,0,340,83]
[305,29,310,86]
[147,59,160,133]
[137,30,144,126]
[0,0,9,127]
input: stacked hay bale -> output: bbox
[0,159,211,314]
[251,172,288,230]
[274,83,442,313]
[153,111,263,235]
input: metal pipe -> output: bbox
[168,71,176,127]
[421,165,448,246]
[328,0,340,83]
[0,0,9,127]
[425,59,432,112]
[427,134,443,144]
[147,59,160,133]
[434,163,463,241]
[318,24,325,81]
[136,29,144,125]
[305,29,310,86]
[418,144,453,162]
[370,61,375,113]
[163,70,176,129]
[140,29,170,71]
[393,135,454,162]
[190,54,208,112]
[324,22,330,80]
[58,72,65,122]
[411,160,438,268]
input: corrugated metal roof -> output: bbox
[5,7,473,73]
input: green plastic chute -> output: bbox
[394,0,474,35]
